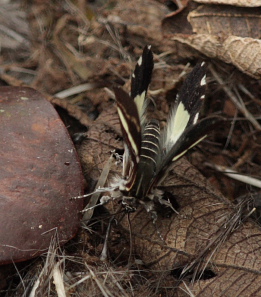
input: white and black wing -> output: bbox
[162,62,207,154]
[131,45,154,127]
[114,87,141,166]
[151,62,221,189]
[114,87,141,186]
[114,46,154,188]
[152,116,222,188]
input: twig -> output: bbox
[210,65,261,130]
[206,163,261,189]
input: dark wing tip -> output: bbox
[171,61,208,130]
[131,45,154,100]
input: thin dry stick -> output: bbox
[88,266,110,297]
[206,163,261,189]
[209,65,261,131]
[238,83,261,108]
[82,154,114,222]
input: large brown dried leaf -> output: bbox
[106,159,261,296]
[0,87,84,264]
[173,34,261,79]
[188,6,261,39]
[162,4,261,78]
[80,109,261,295]
[194,0,261,7]
[162,5,195,35]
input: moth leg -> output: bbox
[156,196,179,215]
[145,204,166,243]
[149,188,179,215]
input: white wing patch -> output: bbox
[164,101,190,150]
[134,91,147,124]
[193,112,199,125]
[200,74,206,86]
[137,56,142,66]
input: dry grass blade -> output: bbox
[68,264,134,297]
[0,2,30,51]
[207,163,261,189]
[29,234,61,297]
[82,155,115,222]
[54,82,103,99]
[53,260,66,297]
[209,64,261,130]
[88,266,110,297]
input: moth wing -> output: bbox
[152,116,223,188]
[162,62,207,154]
[114,87,142,174]
[131,45,154,126]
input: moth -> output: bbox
[81,46,221,219]
[110,45,220,215]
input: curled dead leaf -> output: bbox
[173,34,261,79]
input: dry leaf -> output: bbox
[81,115,261,294]
[188,5,261,38]
[194,0,261,7]
[162,2,196,35]
[79,107,123,182]
[107,0,169,48]
[105,159,261,296]
[79,103,261,295]
[162,4,261,78]
[173,34,261,79]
